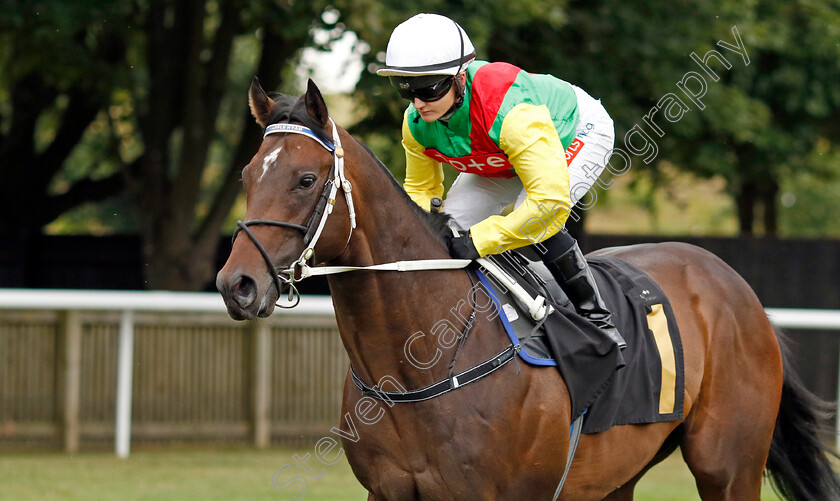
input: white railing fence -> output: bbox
[0,289,335,458]
[1,290,838,456]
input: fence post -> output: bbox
[115,310,134,458]
[57,310,82,453]
[252,319,272,448]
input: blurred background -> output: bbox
[0,0,838,499]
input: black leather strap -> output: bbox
[351,344,517,403]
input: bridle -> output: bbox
[231,119,356,308]
[230,117,544,318]
[230,117,543,319]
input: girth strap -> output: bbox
[553,411,585,499]
[351,344,517,403]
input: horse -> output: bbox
[216,78,840,500]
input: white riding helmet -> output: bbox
[377,13,476,77]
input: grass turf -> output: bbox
[0,446,784,500]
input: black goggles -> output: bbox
[390,75,455,102]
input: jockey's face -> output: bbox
[413,72,466,122]
[413,92,453,122]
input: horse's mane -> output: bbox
[353,139,455,244]
[266,92,454,244]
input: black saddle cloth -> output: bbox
[477,252,685,434]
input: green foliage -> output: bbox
[2,0,839,259]
[0,0,345,288]
[0,0,132,91]
[779,141,840,237]
[0,0,131,232]
[336,0,840,236]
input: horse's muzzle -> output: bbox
[216,271,277,320]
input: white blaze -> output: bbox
[259,146,282,182]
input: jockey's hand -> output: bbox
[447,231,480,260]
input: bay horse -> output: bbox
[216,79,840,500]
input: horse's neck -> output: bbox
[327,176,474,388]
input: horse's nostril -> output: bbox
[232,275,258,307]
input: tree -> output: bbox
[340,0,840,237]
[0,1,129,237]
[0,0,336,289]
[126,0,331,289]
[657,1,840,235]
[3,0,838,293]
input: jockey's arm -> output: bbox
[469,103,572,257]
[402,112,445,211]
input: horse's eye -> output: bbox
[298,174,317,189]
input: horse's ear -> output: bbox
[304,79,330,128]
[249,77,275,128]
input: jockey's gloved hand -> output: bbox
[447,231,480,260]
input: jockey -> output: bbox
[378,13,625,350]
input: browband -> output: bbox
[264,123,335,152]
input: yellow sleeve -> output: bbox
[469,103,573,257]
[401,110,445,211]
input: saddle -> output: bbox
[477,251,685,434]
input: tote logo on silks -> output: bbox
[425,138,587,178]
[423,149,516,178]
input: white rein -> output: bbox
[260,119,549,321]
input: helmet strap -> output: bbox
[439,73,466,122]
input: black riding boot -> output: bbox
[537,231,627,351]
